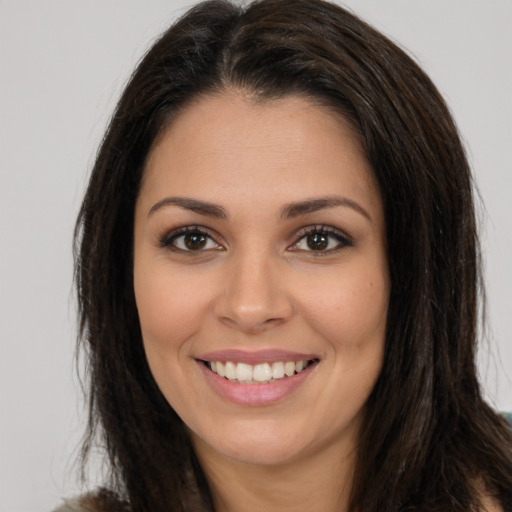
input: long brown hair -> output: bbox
[74,1,512,510]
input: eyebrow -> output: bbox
[148,197,227,218]
[148,195,370,222]
[281,196,371,221]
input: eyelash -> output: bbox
[158,226,222,252]
[158,225,353,254]
[292,225,353,254]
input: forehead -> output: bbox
[139,91,381,219]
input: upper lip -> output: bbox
[197,349,319,365]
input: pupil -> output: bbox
[184,233,207,250]
[307,233,328,250]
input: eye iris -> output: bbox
[307,233,328,250]
[184,233,207,250]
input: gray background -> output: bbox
[1,1,510,510]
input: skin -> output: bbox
[133,91,390,512]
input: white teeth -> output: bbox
[236,362,253,381]
[272,362,285,379]
[284,361,295,377]
[207,359,313,383]
[253,363,272,382]
[217,361,226,378]
[225,361,236,380]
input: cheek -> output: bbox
[133,264,216,413]
[134,264,210,357]
[297,265,389,349]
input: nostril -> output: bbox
[219,315,283,334]
[213,266,294,333]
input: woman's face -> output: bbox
[134,92,389,468]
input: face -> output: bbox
[133,92,389,469]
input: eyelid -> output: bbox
[156,223,352,254]
[158,225,224,251]
[289,224,353,253]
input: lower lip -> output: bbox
[197,361,316,406]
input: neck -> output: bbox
[193,438,356,512]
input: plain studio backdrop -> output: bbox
[1,1,510,510]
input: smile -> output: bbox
[206,359,317,384]
[197,353,319,405]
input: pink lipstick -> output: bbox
[196,350,319,406]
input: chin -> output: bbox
[189,417,336,468]
[210,443,306,468]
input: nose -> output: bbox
[214,250,294,334]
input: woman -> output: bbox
[65,0,512,510]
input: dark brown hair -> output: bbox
[74,1,512,510]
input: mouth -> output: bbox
[201,358,319,384]
[196,352,320,405]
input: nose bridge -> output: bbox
[215,244,292,333]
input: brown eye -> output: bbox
[293,227,352,253]
[306,233,328,251]
[160,228,222,252]
[184,233,207,250]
